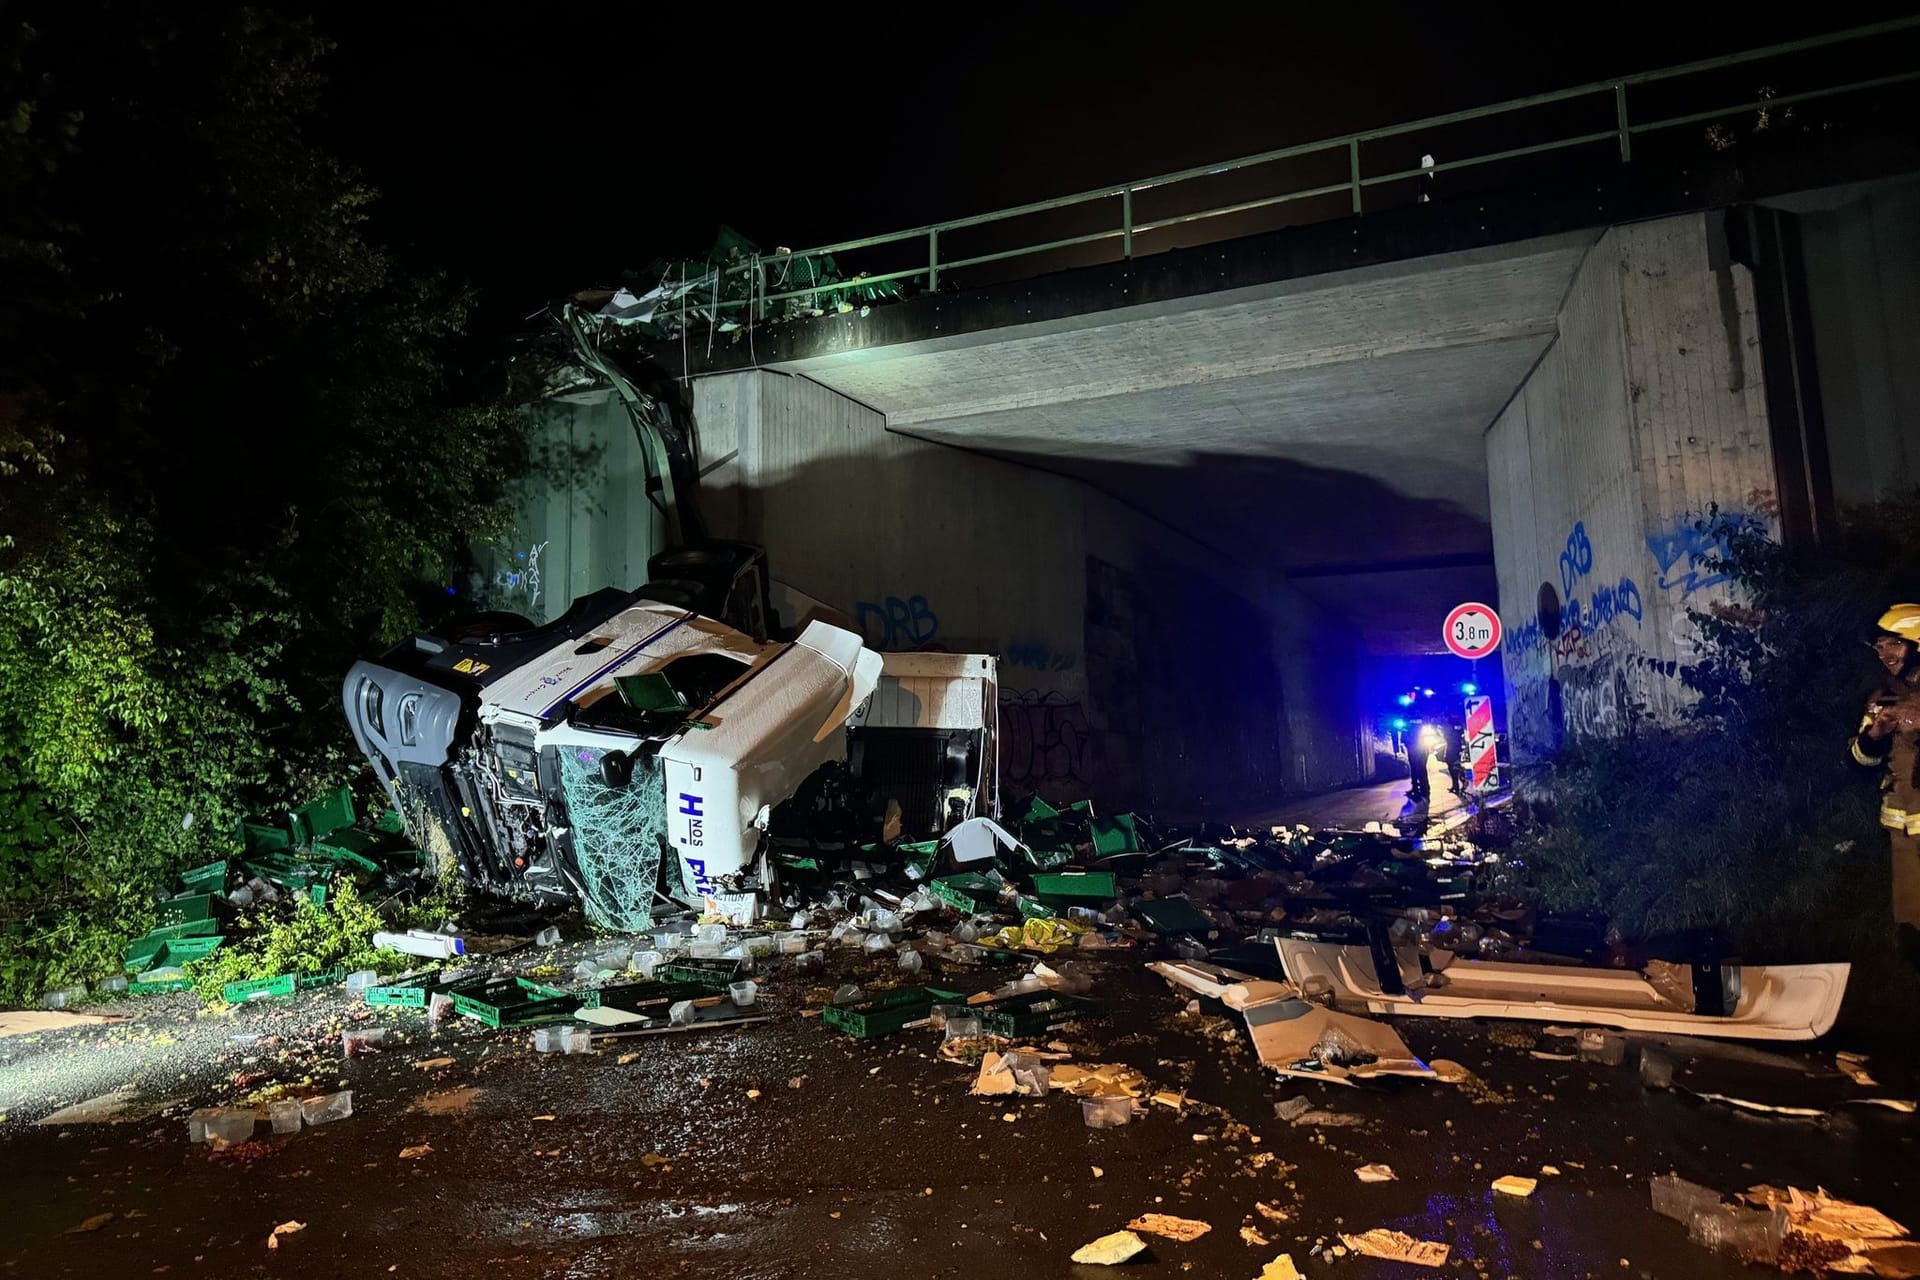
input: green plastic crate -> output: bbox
[178,860,229,893]
[372,808,406,836]
[123,935,168,975]
[655,958,745,991]
[224,973,296,1002]
[296,966,347,991]
[309,838,383,875]
[291,786,356,844]
[158,935,224,966]
[448,976,575,1028]
[364,972,440,1008]
[240,820,293,856]
[822,987,964,1039]
[131,970,194,995]
[930,873,1002,915]
[591,980,721,1016]
[1089,814,1143,856]
[145,918,222,942]
[1014,895,1057,920]
[976,992,1093,1037]
[1132,897,1215,936]
[155,893,218,926]
[1033,871,1118,900]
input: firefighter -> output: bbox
[1851,603,1920,963]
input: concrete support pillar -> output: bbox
[1487,212,1775,761]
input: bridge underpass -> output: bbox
[511,24,1920,811]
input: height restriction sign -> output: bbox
[1443,602,1502,660]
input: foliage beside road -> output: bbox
[0,9,528,1002]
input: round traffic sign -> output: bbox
[1443,602,1502,659]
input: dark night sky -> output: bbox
[316,3,1919,332]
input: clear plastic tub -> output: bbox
[728,980,757,1007]
[1081,1096,1133,1129]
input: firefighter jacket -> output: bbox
[1853,672,1920,835]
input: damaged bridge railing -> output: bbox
[658,16,1920,333]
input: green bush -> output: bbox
[189,878,395,1003]
[1515,497,1920,966]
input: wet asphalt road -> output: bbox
[3,949,1918,1280]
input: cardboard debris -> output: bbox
[1493,1175,1538,1198]
[398,1143,433,1159]
[1127,1214,1211,1242]
[576,1005,649,1027]
[1241,998,1434,1085]
[1830,1244,1920,1279]
[1838,1052,1879,1087]
[1052,1063,1148,1098]
[0,1011,127,1038]
[1341,1229,1451,1268]
[266,1221,305,1250]
[1241,1225,1270,1246]
[1742,1185,1908,1247]
[1256,1256,1304,1280]
[1355,1163,1397,1183]
[1072,1230,1148,1265]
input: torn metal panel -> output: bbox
[1148,961,1296,1012]
[1275,938,1848,1042]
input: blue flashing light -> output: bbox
[1461,682,1478,697]
[1422,688,1435,697]
[444,586,458,595]
[1391,717,1409,731]
[1396,693,1415,707]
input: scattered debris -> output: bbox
[1241,1225,1270,1247]
[66,1213,114,1234]
[1355,1163,1397,1183]
[1493,1175,1538,1198]
[1341,1229,1451,1267]
[1256,1256,1304,1280]
[1127,1214,1211,1242]
[1071,1230,1148,1265]
[266,1221,305,1250]
[398,1144,433,1159]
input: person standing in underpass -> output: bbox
[1850,604,1920,966]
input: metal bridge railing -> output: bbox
[656,17,1920,333]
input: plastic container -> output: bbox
[344,970,380,991]
[203,1109,258,1146]
[532,1026,567,1053]
[98,975,129,994]
[341,1027,388,1056]
[776,932,807,955]
[561,1026,593,1054]
[1081,1096,1133,1129]
[187,1107,222,1143]
[299,1091,354,1126]
[535,926,562,947]
[728,980,757,1007]
[42,985,86,1010]
[897,950,924,973]
[668,1000,697,1026]
[268,1099,303,1135]
[629,950,664,978]
[941,1014,982,1043]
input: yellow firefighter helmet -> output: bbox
[1878,604,1920,642]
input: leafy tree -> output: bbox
[0,6,527,1000]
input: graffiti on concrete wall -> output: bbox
[1004,639,1076,672]
[854,594,941,651]
[493,540,551,614]
[1645,510,1762,598]
[999,688,1091,790]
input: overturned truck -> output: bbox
[345,578,997,930]
[344,307,998,930]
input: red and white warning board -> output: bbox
[1464,695,1499,792]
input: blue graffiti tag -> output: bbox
[1558,522,1594,597]
[1646,513,1757,597]
[854,595,940,651]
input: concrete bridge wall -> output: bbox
[1487,212,1777,761]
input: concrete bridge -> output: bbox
[511,22,1920,812]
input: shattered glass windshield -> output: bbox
[553,744,668,931]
